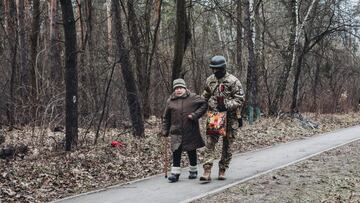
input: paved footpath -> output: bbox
[53,125,360,203]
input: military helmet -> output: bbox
[209,55,226,69]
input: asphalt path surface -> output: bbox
[53,125,360,203]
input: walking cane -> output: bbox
[163,136,169,178]
[160,118,169,178]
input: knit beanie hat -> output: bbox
[173,78,187,89]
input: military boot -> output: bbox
[218,168,226,180]
[199,165,212,181]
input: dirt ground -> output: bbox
[195,139,360,203]
[1,112,360,202]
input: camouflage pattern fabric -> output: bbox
[203,127,235,170]
[202,72,245,130]
[202,72,245,170]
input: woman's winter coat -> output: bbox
[162,90,208,152]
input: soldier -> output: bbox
[200,55,245,181]
[162,78,208,182]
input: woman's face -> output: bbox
[174,87,186,96]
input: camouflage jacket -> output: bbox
[202,72,245,127]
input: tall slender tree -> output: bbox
[84,0,99,112]
[127,0,151,118]
[49,0,62,87]
[29,0,40,109]
[172,0,191,82]
[17,0,29,98]
[60,0,78,151]
[269,0,297,115]
[244,0,258,124]
[149,0,164,114]
[5,0,18,127]
[236,0,243,73]
[112,0,144,137]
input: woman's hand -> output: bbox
[188,114,194,120]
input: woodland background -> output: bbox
[0,0,359,150]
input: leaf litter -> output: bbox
[0,112,359,202]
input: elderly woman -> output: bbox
[162,78,208,182]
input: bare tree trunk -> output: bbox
[269,0,297,116]
[190,39,200,93]
[290,48,306,113]
[149,0,163,71]
[76,0,90,116]
[311,53,321,113]
[189,0,201,94]
[49,0,62,86]
[94,62,116,144]
[142,0,152,119]
[84,0,99,112]
[149,0,164,115]
[127,0,143,87]
[17,0,29,98]
[253,0,263,119]
[76,0,84,49]
[5,0,18,127]
[244,0,258,124]
[0,1,2,24]
[290,0,319,114]
[8,44,17,128]
[259,1,269,109]
[172,0,191,82]
[29,0,40,116]
[254,0,262,72]
[111,0,144,137]
[236,0,243,73]
[60,0,78,151]
[106,0,112,59]
[127,0,151,119]
[215,13,230,65]
[84,0,92,55]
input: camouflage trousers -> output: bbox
[203,127,236,171]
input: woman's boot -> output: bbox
[188,165,197,179]
[168,167,181,183]
[168,174,180,182]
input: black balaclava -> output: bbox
[214,69,226,79]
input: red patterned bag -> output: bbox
[206,111,227,136]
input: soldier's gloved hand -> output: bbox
[208,97,217,110]
[217,103,227,112]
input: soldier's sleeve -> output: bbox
[191,95,208,120]
[202,79,218,110]
[162,98,171,136]
[225,79,245,110]
[202,84,211,101]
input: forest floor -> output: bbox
[1,112,360,203]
